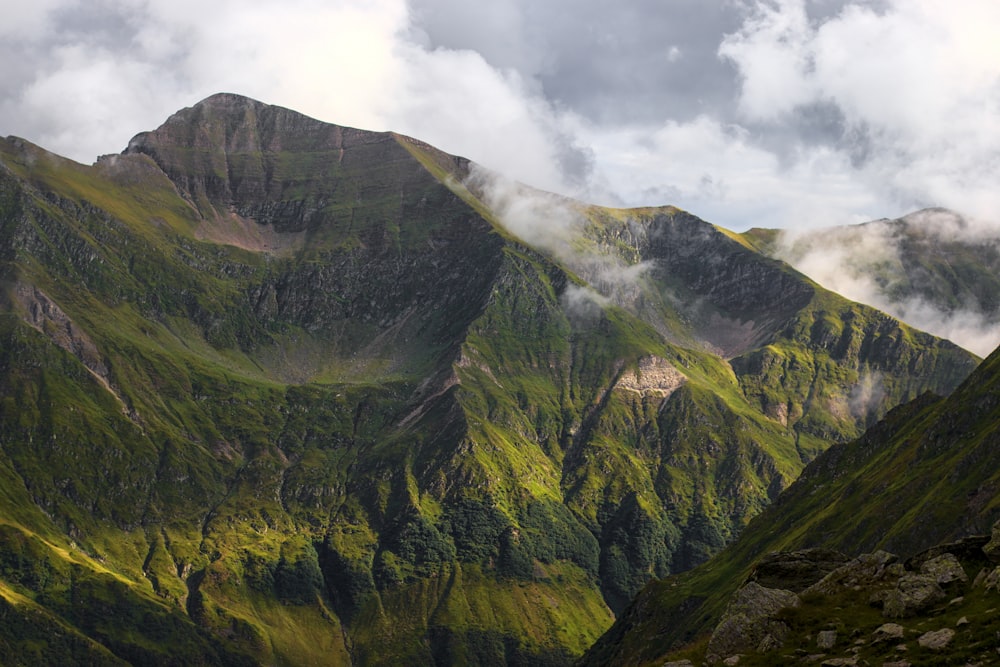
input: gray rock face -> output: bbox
[749,548,852,592]
[883,573,947,618]
[706,582,800,664]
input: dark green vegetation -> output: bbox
[0,94,979,664]
[583,342,1000,666]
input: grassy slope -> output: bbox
[742,214,1000,336]
[583,344,1000,665]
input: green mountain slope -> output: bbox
[583,343,1000,666]
[0,93,979,664]
[742,209,1000,356]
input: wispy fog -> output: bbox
[774,209,1000,356]
[465,165,655,311]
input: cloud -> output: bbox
[849,370,885,421]
[572,114,881,229]
[466,165,654,309]
[719,0,1000,225]
[410,0,746,125]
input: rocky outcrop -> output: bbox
[13,282,109,381]
[804,550,902,597]
[614,355,686,397]
[983,519,1000,562]
[748,548,851,592]
[705,582,800,664]
[698,537,998,664]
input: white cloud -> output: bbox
[574,115,881,229]
[383,45,585,195]
[0,0,62,37]
[720,0,1000,226]
[718,0,817,121]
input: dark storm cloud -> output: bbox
[411,0,746,124]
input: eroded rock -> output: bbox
[983,520,1000,562]
[805,551,900,596]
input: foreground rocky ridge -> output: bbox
[0,94,981,664]
[696,528,1000,666]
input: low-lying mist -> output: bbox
[773,209,1000,357]
[464,165,656,315]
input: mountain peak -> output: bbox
[122,92,409,235]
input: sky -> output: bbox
[3,0,1000,233]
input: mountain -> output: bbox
[0,93,979,665]
[582,342,1000,665]
[742,209,1000,356]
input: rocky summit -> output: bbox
[0,93,982,665]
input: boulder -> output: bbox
[749,549,852,592]
[872,622,905,642]
[981,566,1000,591]
[705,582,800,664]
[916,628,954,650]
[882,573,946,618]
[805,551,901,596]
[816,629,837,649]
[918,553,968,589]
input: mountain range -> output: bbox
[0,93,986,665]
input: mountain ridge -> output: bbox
[0,93,981,665]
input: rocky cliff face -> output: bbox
[0,94,981,665]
